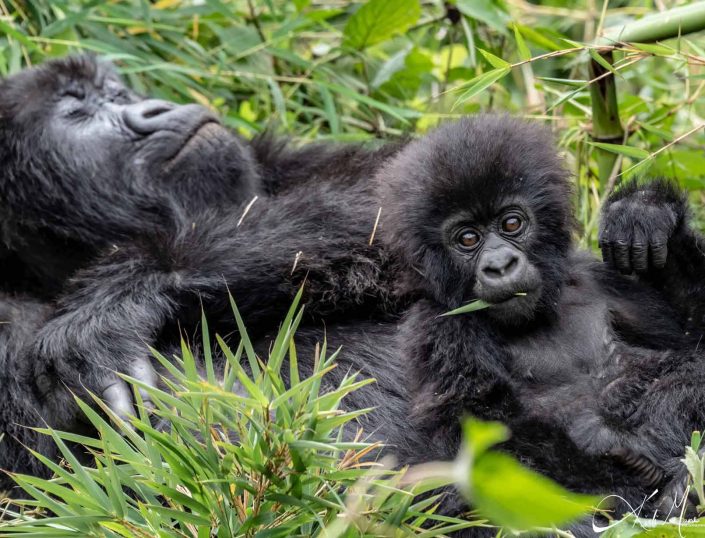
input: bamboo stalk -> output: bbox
[589,1,705,184]
[588,51,623,186]
[600,1,705,44]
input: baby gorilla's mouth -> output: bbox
[480,287,535,306]
[490,292,528,305]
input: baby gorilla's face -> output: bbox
[444,203,543,322]
[377,115,573,322]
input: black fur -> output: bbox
[0,55,258,297]
[371,119,705,529]
[4,58,705,533]
[0,56,408,490]
[0,55,402,298]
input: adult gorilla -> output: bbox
[0,54,401,297]
[0,55,250,296]
[0,55,406,491]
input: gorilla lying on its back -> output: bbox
[18,113,705,525]
[377,117,705,514]
[0,55,407,490]
[0,54,405,431]
[0,55,403,297]
[0,55,255,296]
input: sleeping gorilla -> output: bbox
[14,114,705,528]
[0,54,402,297]
[0,53,404,432]
[0,55,258,297]
[0,55,407,489]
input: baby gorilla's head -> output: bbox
[378,115,574,324]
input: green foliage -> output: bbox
[0,298,596,536]
[441,299,491,316]
[0,296,463,536]
[461,420,598,530]
[2,0,705,534]
[343,0,420,50]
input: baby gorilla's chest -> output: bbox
[508,293,615,385]
[504,279,636,431]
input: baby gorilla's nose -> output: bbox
[479,246,522,282]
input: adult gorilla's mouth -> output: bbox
[163,121,228,171]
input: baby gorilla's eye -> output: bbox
[501,215,523,234]
[457,228,481,250]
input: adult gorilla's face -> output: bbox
[0,55,258,226]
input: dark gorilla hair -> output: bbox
[378,116,573,318]
[0,55,260,296]
[0,55,409,492]
[0,54,404,298]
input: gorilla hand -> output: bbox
[32,311,159,428]
[599,179,686,275]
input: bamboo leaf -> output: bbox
[513,24,531,62]
[441,299,492,316]
[454,67,510,105]
[343,0,421,50]
[589,142,650,160]
[478,48,511,69]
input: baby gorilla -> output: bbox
[376,116,705,513]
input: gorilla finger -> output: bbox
[600,242,615,267]
[102,380,135,424]
[613,241,632,274]
[649,240,668,269]
[129,357,157,411]
[631,243,649,273]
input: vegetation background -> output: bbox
[2,0,705,244]
[1,0,705,536]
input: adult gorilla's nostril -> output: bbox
[142,102,174,119]
[123,99,178,134]
[124,100,219,139]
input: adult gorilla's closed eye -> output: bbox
[0,55,261,297]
